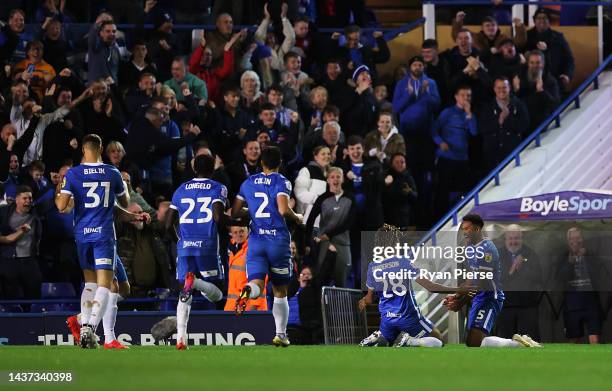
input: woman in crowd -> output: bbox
[294,145,331,223]
[239,70,265,119]
[105,141,141,193]
[363,111,406,165]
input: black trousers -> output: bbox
[433,157,470,220]
[0,257,42,299]
[495,306,541,341]
[404,133,436,228]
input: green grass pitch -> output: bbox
[1,344,611,391]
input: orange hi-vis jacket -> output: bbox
[224,239,268,311]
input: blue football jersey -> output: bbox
[237,172,291,241]
[61,163,125,242]
[467,239,505,301]
[366,257,424,320]
[170,178,228,256]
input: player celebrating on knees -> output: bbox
[443,214,541,348]
[166,154,228,350]
[359,224,473,348]
[56,134,136,349]
[231,146,303,347]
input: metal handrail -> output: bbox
[383,17,426,41]
[419,54,612,246]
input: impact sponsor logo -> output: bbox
[83,226,102,235]
[258,228,277,236]
[36,332,256,346]
[520,195,612,217]
[183,240,203,248]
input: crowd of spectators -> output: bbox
[0,1,576,325]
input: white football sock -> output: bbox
[408,337,443,348]
[272,297,289,337]
[481,336,520,348]
[247,282,261,299]
[103,293,119,343]
[192,279,223,302]
[88,286,110,331]
[80,283,97,326]
[176,295,192,344]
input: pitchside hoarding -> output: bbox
[0,311,275,346]
[470,191,612,221]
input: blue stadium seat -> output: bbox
[61,303,80,312]
[0,304,24,313]
[40,282,77,299]
[155,288,171,299]
[30,303,63,313]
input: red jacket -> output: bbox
[189,47,234,106]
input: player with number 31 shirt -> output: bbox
[55,134,133,349]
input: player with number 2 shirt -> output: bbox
[231,146,303,347]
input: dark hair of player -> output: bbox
[15,185,33,196]
[462,214,484,229]
[193,154,215,178]
[374,223,402,249]
[82,134,103,151]
[261,146,282,170]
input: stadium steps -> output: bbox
[474,72,612,202]
[416,70,612,343]
[365,0,422,27]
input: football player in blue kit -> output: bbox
[443,214,541,348]
[359,224,473,347]
[166,154,232,350]
[56,134,146,348]
[231,146,303,347]
[66,255,132,349]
